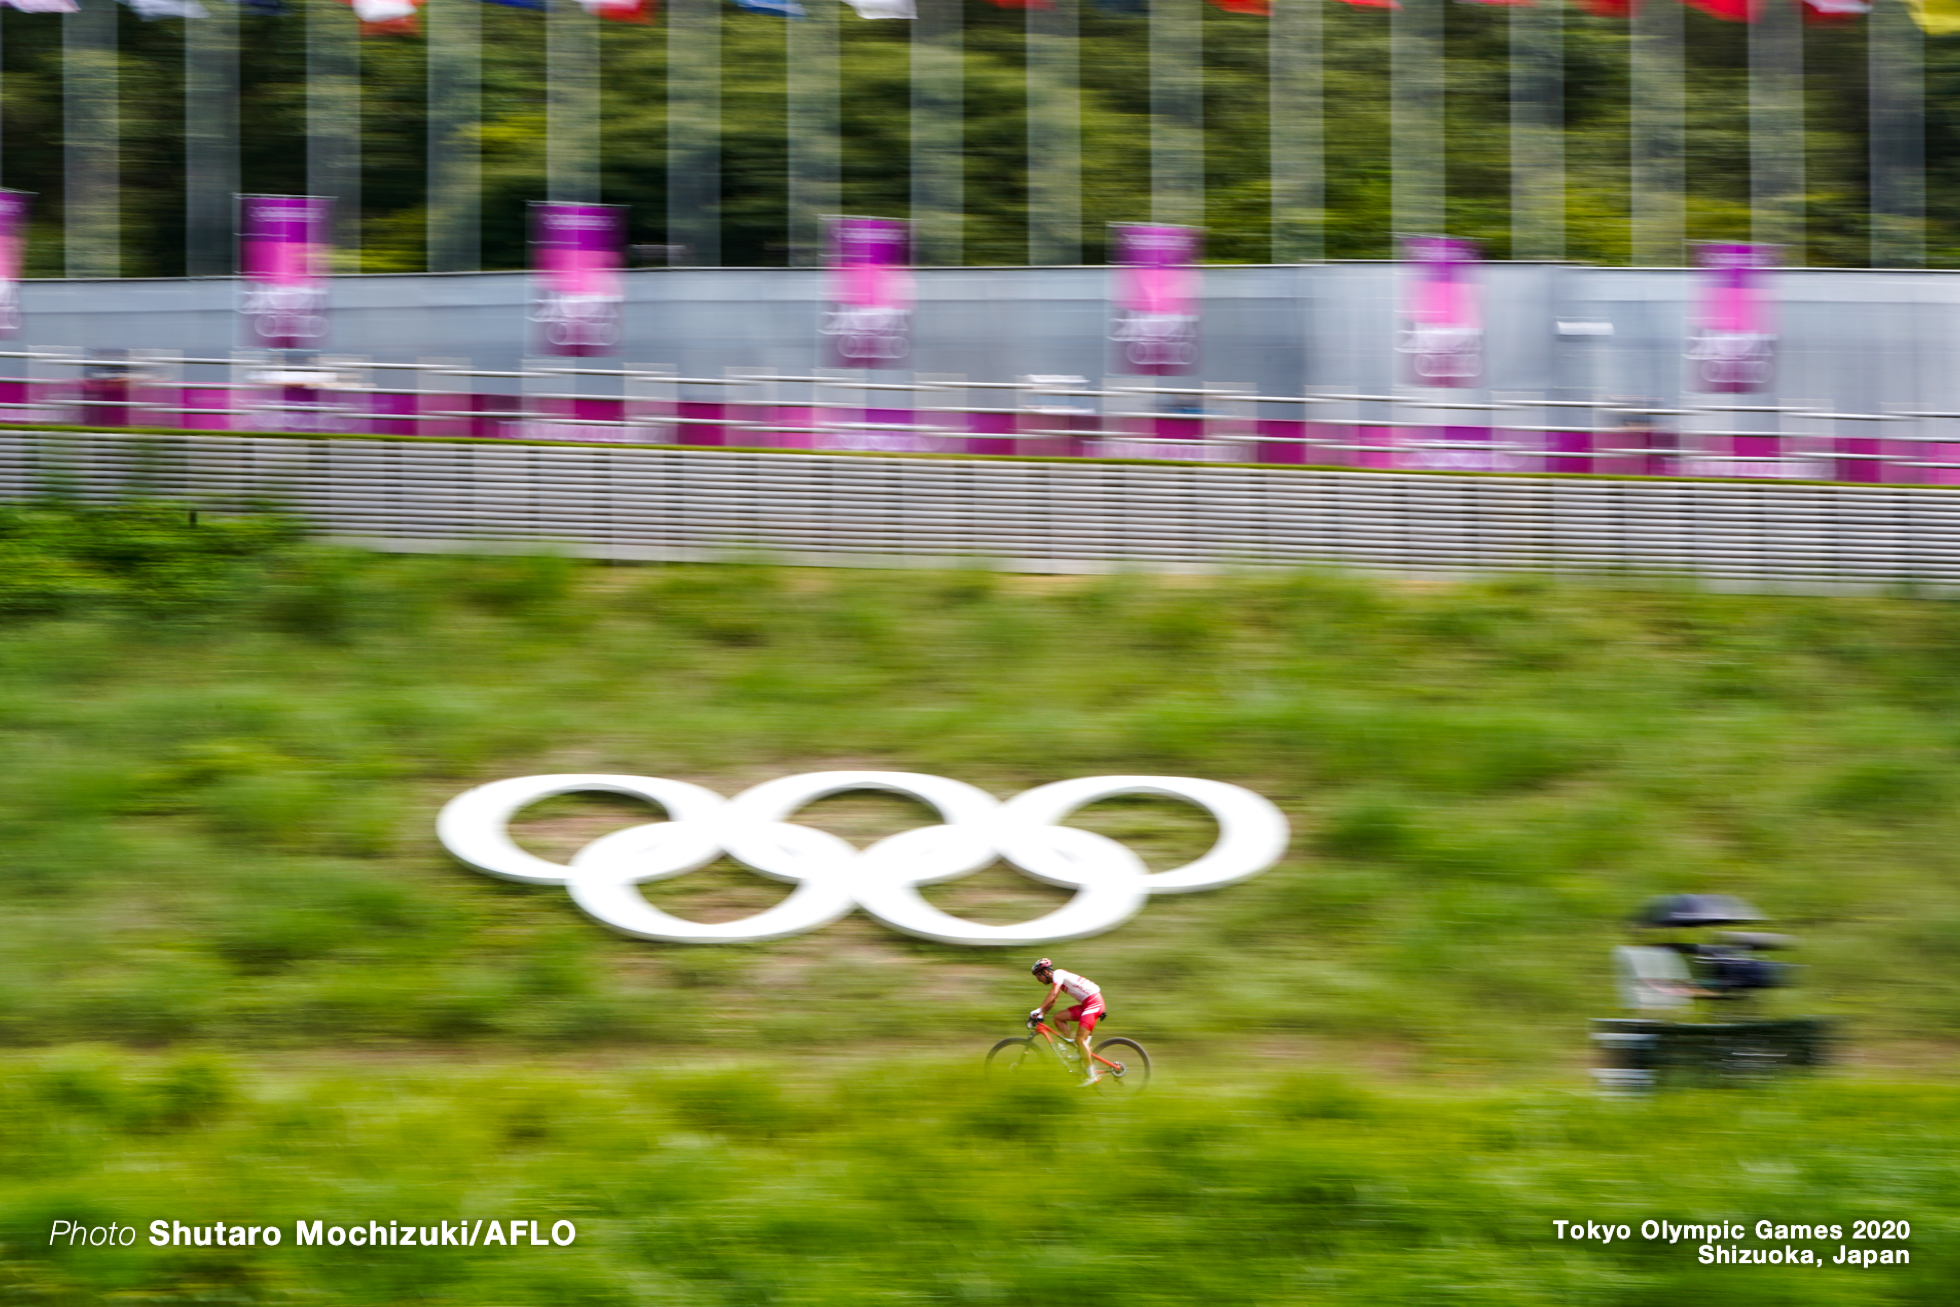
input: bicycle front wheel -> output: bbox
[986,1037,1038,1078]
[1091,1037,1151,1096]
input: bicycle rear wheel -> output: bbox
[1090,1037,1151,1096]
[986,1037,1038,1078]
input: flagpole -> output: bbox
[548,0,601,204]
[428,0,482,271]
[308,0,361,267]
[64,0,120,276]
[667,0,721,266]
[1027,0,1081,263]
[1390,0,1442,239]
[1749,0,1804,260]
[910,0,962,266]
[185,1,240,277]
[1270,0,1323,262]
[1628,0,1681,265]
[1870,0,1923,268]
[786,0,839,266]
[1151,0,1202,227]
[1509,0,1561,261]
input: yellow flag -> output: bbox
[1906,0,1960,34]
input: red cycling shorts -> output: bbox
[1064,995,1106,1033]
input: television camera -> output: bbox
[1591,894,1830,1092]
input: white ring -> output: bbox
[999,776,1290,893]
[435,774,726,886]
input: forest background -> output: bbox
[5,0,1960,275]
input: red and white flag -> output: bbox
[343,0,422,34]
[1681,0,1760,18]
[577,0,654,21]
[1800,0,1868,22]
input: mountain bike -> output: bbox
[986,1013,1151,1096]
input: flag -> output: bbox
[1331,0,1397,10]
[1,0,80,11]
[1207,0,1268,13]
[981,0,1052,9]
[579,0,654,19]
[485,0,545,8]
[730,0,803,13]
[1905,0,1960,30]
[842,0,913,15]
[1681,0,1758,18]
[343,0,422,33]
[240,0,287,13]
[1801,0,1865,20]
[120,0,208,16]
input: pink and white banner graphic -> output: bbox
[238,195,332,350]
[1688,243,1777,394]
[531,202,626,358]
[821,217,913,367]
[1397,236,1483,386]
[1109,224,1201,376]
[0,189,29,338]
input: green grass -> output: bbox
[3,500,1960,1301]
[2,1049,1954,1306]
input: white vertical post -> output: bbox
[1150,0,1202,227]
[1270,0,1323,263]
[1509,0,1561,261]
[1628,0,1681,265]
[549,0,601,203]
[309,0,362,267]
[1750,0,1805,259]
[1027,0,1080,264]
[186,0,238,276]
[64,0,120,277]
[1390,0,1442,238]
[911,0,962,266]
[667,0,721,266]
[787,0,840,267]
[428,0,481,271]
[1870,0,1923,268]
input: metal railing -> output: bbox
[4,349,1957,485]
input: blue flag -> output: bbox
[484,0,545,8]
[730,0,804,14]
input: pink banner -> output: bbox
[0,189,27,339]
[1109,224,1201,375]
[1397,236,1483,387]
[1687,243,1777,394]
[531,202,626,357]
[238,195,332,350]
[821,217,913,367]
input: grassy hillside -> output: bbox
[6,500,1960,1303]
[7,501,1960,1063]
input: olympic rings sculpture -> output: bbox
[436,771,1290,946]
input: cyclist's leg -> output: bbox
[1070,1002,1102,1083]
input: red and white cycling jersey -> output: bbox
[1050,968,1101,1002]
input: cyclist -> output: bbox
[1030,958,1108,1087]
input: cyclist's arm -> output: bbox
[1036,981,1063,1015]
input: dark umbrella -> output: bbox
[1635,894,1766,928]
